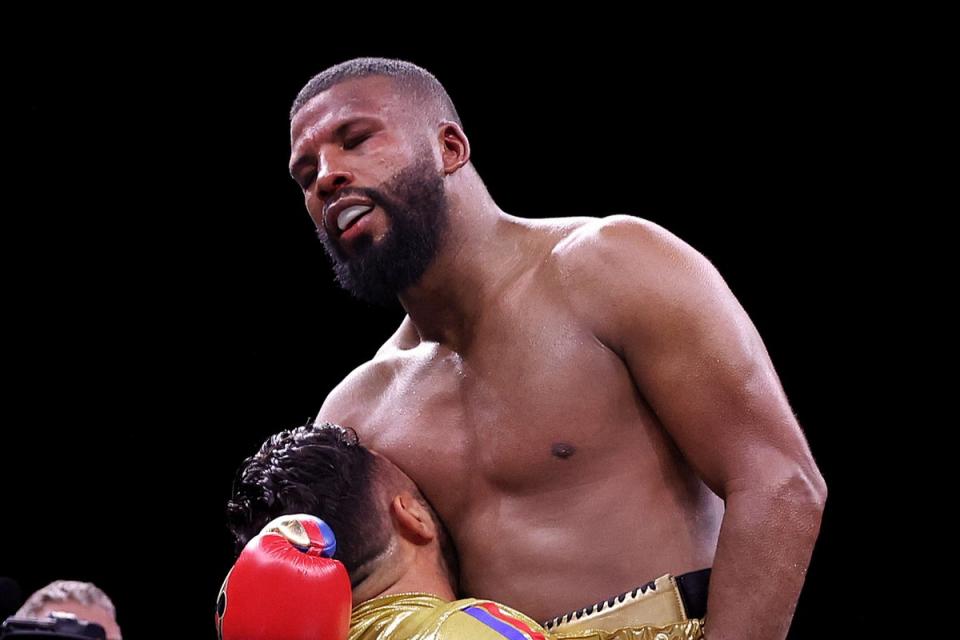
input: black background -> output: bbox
[5,23,905,639]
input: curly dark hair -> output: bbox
[226,422,458,589]
[226,422,390,583]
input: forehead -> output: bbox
[290,76,405,146]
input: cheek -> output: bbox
[305,197,323,228]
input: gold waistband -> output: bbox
[543,574,695,634]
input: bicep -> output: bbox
[623,270,803,497]
[572,218,819,497]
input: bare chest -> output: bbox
[354,313,662,521]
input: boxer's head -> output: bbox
[288,58,472,306]
[227,422,458,590]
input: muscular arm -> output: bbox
[562,216,827,640]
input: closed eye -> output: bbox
[296,133,375,189]
[344,133,372,150]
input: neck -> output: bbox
[398,185,536,349]
[350,539,456,606]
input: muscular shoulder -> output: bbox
[549,215,724,350]
[315,318,416,430]
[551,214,703,274]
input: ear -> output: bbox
[390,492,436,544]
[437,121,470,175]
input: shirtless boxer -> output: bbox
[287,57,827,639]
[223,422,704,640]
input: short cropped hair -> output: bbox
[16,580,116,619]
[290,56,462,129]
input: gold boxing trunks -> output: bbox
[347,569,711,640]
[541,569,710,640]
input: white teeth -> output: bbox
[337,204,374,231]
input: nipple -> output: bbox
[551,442,576,459]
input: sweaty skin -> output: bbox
[317,220,725,623]
[292,75,827,636]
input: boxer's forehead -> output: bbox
[290,76,400,147]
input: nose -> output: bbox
[315,165,354,202]
[303,149,357,230]
[310,168,354,232]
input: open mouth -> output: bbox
[336,204,375,233]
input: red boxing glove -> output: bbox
[217,514,352,640]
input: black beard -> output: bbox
[317,153,449,306]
